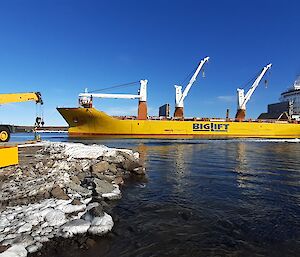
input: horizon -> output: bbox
[0,0,299,126]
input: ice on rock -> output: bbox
[63,143,110,159]
[57,203,86,214]
[17,223,33,233]
[0,216,10,229]
[26,242,43,254]
[88,213,114,235]
[0,245,27,257]
[102,185,122,200]
[12,234,35,248]
[45,210,66,226]
[61,219,91,238]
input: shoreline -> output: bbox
[0,141,146,257]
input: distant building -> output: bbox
[258,76,300,121]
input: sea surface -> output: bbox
[12,133,300,257]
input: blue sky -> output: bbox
[0,0,299,125]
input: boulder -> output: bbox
[50,184,70,200]
[119,152,140,171]
[61,219,91,237]
[70,175,81,185]
[88,213,114,235]
[0,245,27,257]
[67,182,92,197]
[93,178,115,196]
[83,205,104,222]
[45,210,66,226]
[113,176,124,185]
[108,164,118,174]
[91,161,109,174]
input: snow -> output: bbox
[88,213,114,235]
[60,219,91,238]
[44,210,66,226]
[0,245,27,257]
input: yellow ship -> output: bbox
[57,59,300,139]
[57,107,300,139]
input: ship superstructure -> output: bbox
[259,76,300,121]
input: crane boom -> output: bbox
[0,92,43,105]
[237,63,272,110]
[235,63,272,121]
[79,93,141,100]
[78,80,148,120]
[175,56,210,108]
[0,91,43,142]
[79,80,147,105]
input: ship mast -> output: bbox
[79,79,148,120]
[235,63,272,121]
[174,56,210,119]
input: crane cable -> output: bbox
[88,81,141,93]
[35,103,44,127]
[181,60,207,86]
[241,69,264,90]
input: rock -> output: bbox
[133,167,146,175]
[108,164,118,174]
[26,244,39,254]
[12,234,35,248]
[88,213,114,235]
[41,226,53,235]
[71,199,82,205]
[103,155,125,166]
[38,189,50,199]
[119,152,140,171]
[45,209,66,226]
[17,223,33,233]
[67,181,92,197]
[93,178,115,196]
[0,244,10,253]
[38,236,49,243]
[35,161,43,169]
[86,238,96,248]
[50,184,70,200]
[61,219,91,237]
[0,244,27,257]
[83,205,104,222]
[77,172,88,181]
[91,161,109,174]
[70,175,81,185]
[93,173,114,182]
[102,185,122,200]
[26,242,43,253]
[113,176,124,185]
[57,203,86,214]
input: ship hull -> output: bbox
[57,107,300,139]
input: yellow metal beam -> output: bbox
[0,146,18,168]
[0,92,43,105]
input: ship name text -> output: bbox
[193,123,229,132]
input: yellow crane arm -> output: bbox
[0,92,43,105]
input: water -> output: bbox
[12,133,300,256]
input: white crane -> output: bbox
[174,56,210,118]
[79,79,148,119]
[235,63,272,121]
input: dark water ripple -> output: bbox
[12,134,300,256]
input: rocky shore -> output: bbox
[0,142,145,257]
